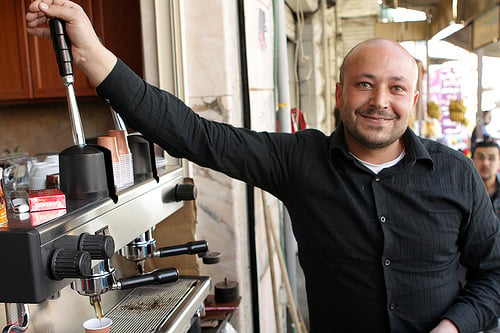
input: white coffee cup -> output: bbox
[83,317,112,333]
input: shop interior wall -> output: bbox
[0,100,113,157]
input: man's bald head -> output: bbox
[339,38,419,89]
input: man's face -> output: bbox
[473,147,500,182]
[335,40,419,150]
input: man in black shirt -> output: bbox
[26,1,500,332]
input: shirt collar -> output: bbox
[329,123,434,169]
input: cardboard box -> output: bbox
[27,189,66,212]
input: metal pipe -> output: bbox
[277,0,292,134]
[65,83,86,146]
[237,0,260,331]
[275,0,297,304]
[321,0,332,133]
[476,50,483,142]
[110,108,128,134]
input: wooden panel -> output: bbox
[0,0,32,101]
[92,0,144,78]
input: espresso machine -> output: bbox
[0,166,212,332]
[0,18,214,333]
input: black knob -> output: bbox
[214,278,239,303]
[50,249,91,280]
[174,184,197,201]
[79,234,115,259]
[54,234,115,260]
[49,18,73,78]
[202,251,221,264]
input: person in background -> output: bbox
[26,1,500,332]
[471,109,493,152]
[472,141,500,219]
[472,141,500,333]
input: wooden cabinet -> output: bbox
[27,0,96,100]
[92,0,144,79]
[0,0,32,101]
[0,0,143,103]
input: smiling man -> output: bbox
[336,39,419,164]
[26,2,500,332]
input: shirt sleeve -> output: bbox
[442,164,500,332]
[96,58,294,198]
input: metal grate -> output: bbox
[107,279,196,332]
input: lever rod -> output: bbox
[49,18,85,146]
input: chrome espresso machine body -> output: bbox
[0,160,212,333]
[0,18,212,333]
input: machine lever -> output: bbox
[116,267,179,290]
[49,17,85,146]
[49,18,73,79]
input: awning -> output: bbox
[443,4,500,58]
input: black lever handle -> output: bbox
[49,17,73,78]
[157,240,208,258]
[117,267,179,290]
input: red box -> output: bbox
[27,189,66,212]
[30,209,66,226]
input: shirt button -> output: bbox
[375,177,380,182]
[389,303,395,310]
[384,259,391,266]
[380,216,386,223]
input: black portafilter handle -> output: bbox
[117,267,179,290]
[49,17,74,78]
[155,240,221,264]
[156,240,208,258]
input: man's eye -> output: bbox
[393,86,405,93]
[358,82,371,88]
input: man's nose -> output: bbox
[369,88,389,109]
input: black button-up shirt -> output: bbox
[98,60,500,333]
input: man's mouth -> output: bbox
[361,114,394,121]
[357,110,397,123]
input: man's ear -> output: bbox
[413,91,419,108]
[335,82,343,108]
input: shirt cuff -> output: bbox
[442,302,480,333]
[96,58,145,112]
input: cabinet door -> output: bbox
[92,0,144,78]
[0,0,32,101]
[27,0,97,99]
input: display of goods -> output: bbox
[427,101,441,119]
[423,118,438,138]
[449,99,467,124]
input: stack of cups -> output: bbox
[109,130,134,189]
[97,136,121,189]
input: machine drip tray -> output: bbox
[107,276,210,333]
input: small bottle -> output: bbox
[0,168,7,224]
